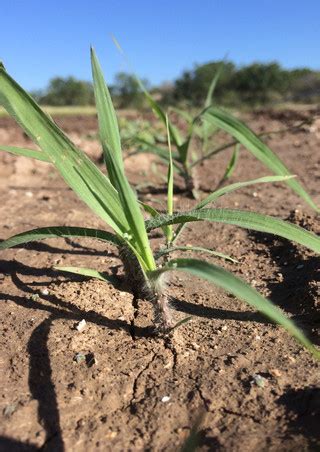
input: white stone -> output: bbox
[76,319,87,332]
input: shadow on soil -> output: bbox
[277,386,320,449]
[0,238,118,258]
[247,227,319,345]
[0,262,150,452]
[0,437,38,451]
[28,316,64,451]
[171,297,269,324]
[1,245,317,449]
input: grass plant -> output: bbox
[0,54,319,359]
[133,70,318,208]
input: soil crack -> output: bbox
[129,295,140,341]
[129,352,158,413]
[221,407,260,424]
[196,384,210,411]
[163,336,178,372]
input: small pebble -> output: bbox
[106,432,117,439]
[191,342,200,350]
[252,373,267,388]
[4,404,17,417]
[76,319,87,332]
[74,352,86,364]
[270,368,282,378]
[161,396,171,403]
[40,288,49,296]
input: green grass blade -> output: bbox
[140,86,183,148]
[190,122,308,169]
[0,226,122,250]
[137,76,192,163]
[90,49,155,271]
[133,138,182,163]
[196,175,296,209]
[151,258,319,359]
[202,107,319,212]
[168,106,193,125]
[166,115,174,245]
[53,266,118,285]
[0,64,129,235]
[140,201,171,238]
[204,62,224,108]
[146,208,320,254]
[155,246,238,263]
[221,143,239,181]
[0,145,50,162]
[90,47,123,179]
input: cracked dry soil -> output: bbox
[0,110,320,451]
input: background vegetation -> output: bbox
[32,61,320,108]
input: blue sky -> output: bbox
[1,0,319,90]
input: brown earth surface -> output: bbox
[0,110,320,451]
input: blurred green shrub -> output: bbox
[36,77,95,106]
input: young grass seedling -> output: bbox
[131,67,318,207]
[0,53,320,360]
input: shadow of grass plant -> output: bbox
[0,52,320,359]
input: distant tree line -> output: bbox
[32,61,320,108]
[168,61,320,106]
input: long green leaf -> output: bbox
[54,266,118,285]
[90,49,155,271]
[172,174,295,249]
[220,143,239,181]
[166,115,174,244]
[90,47,123,178]
[133,137,181,162]
[168,106,193,125]
[154,246,237,263]
[140,201,170,238]
[0,226,123,250]
[145,208,320,254]
[0,145,50,162]
[140,88,183,148]
[196,175,296,209]
[202,107,319,212]
[151,258,319,359]
[190,122,309,169]
[0,64,129,236]
[204,62,224,108]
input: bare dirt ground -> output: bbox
[0,110,319,451]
